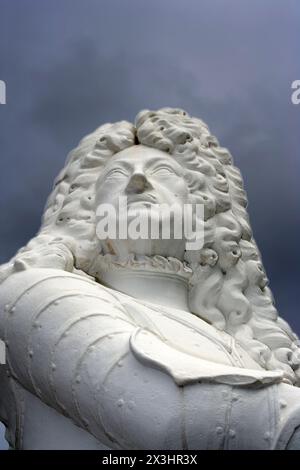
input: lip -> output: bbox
[127,194,157,205]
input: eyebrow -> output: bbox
[147,158,184,176]
[104,156,182,172]
[102,160,132,173]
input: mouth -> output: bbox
[127,194,157,205]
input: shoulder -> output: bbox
[273,383,300,449]
[0,268,127,325]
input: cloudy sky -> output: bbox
[0,0,299,449]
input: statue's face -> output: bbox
[95,144,190,258]
[96,144,188,207]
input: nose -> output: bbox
[125,172,153,194]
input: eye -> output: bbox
[151,166,176,177]
[105,169,128,179]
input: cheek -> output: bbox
[168,178,189,199]
[96,179,127,203]
[154,178,189,203]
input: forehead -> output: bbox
[104,144,181,170]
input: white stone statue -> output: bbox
[0,108,300,450]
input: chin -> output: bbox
[102,238,186,260]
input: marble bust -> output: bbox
[0,108,300,450]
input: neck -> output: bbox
[100,269,190,311]
[90,254,192,312]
